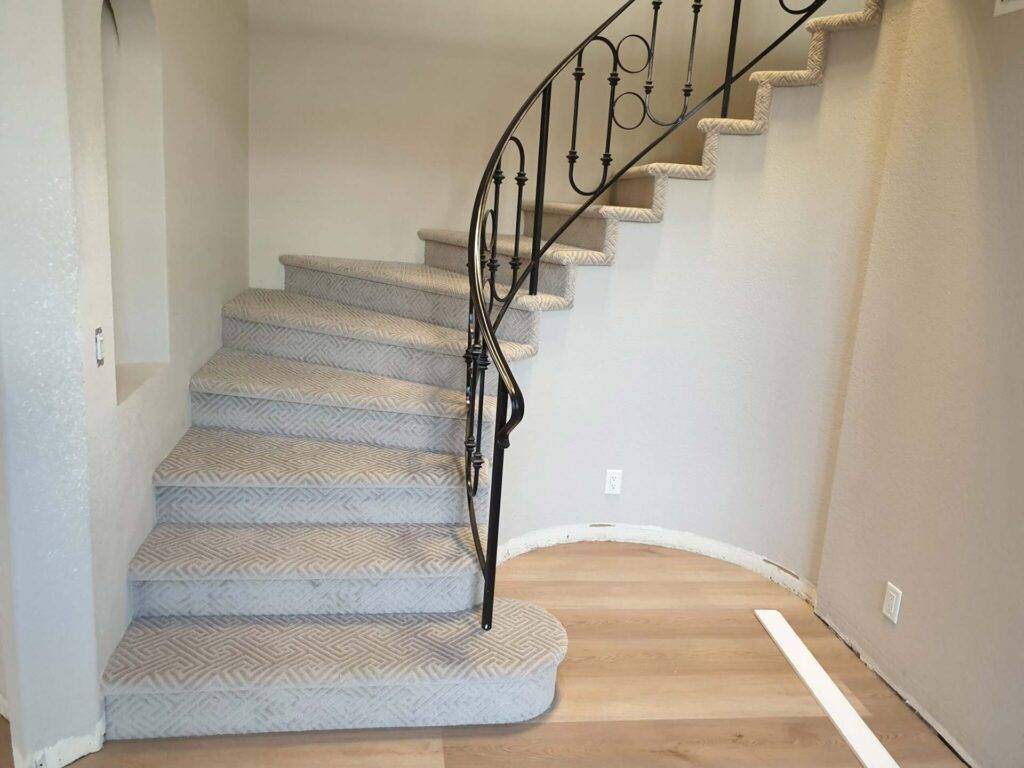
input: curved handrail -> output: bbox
[466,0,830,629]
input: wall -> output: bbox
[247,0,859,287]
[815,1,1024,766]
[62,0,249,680]
[0,2,104,763]
[100,0,171,378]
[498,7,897,581]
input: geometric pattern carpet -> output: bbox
[100,0,880,735]
[102,253,569,738]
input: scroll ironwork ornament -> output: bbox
[463,0,830,630]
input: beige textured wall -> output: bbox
[816,2,1024,766]
[63,0,249,673]
[247,0,858,287]
[497,4,895,585]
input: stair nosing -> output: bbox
[419,228,610,267]
[190,349,494,422]
[128,523,481,582]
[280,254,569,312]
[223,289,535,361]
[152,427,483,490]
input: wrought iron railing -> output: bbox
[464,0,831,629]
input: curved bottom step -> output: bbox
[103,598,567,739]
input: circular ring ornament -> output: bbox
[612,91,647,130]
[615,33,652,74]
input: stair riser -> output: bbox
[155,484,488,525]
[523,210,616,257]
[105,667,557,739]
[190,392,493,456]
[423,239,576,301]
[131,573,482,618]
[612,175,657,209]
[284,266,538,345]
[223,317,502,394]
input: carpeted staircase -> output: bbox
[100,256,575,739]
[101,0,881,740]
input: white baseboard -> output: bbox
[497,523,817,603]
[11,716,104,768]
[815,611,980,768]
[757,609,898,768]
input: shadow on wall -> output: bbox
[100,0,170,401]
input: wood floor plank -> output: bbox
[442,717,963,768]
[0,717,11,768]
[0,543,964,768]
[74,729,445,768]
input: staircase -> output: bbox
[101,0,881,741]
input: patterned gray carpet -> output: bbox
[101,0,878,731]
[102,253,569,738]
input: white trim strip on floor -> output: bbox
[755,609,900,768]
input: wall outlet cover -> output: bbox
[882,582,902,624]
[604,469,623,495]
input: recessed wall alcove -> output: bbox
[100,0,169,401]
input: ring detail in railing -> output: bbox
[465,0,830,630]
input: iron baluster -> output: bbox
[682,0,703,117]
[528,83,552,296]
[487,163,503,310]
[642,0,662,114]
[472,346,488,488]
[722,0,742,117]
[480,378,510,631]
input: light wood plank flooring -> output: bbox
[2,542,964,767]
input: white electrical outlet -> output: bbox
[604,469,622,495]
[882,582,902,624]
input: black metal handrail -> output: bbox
[465,0,830,630]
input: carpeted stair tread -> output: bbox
[103,599,566,695]
[223,288,534,360]
[280,254,570,312]
[154,428,472,489]
[192,348,492,421]
[418,228,610,267]
[523,199,660,223]
[129,524,479,581]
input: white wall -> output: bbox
[63,0,249,680]
[100,0,170,379]
[247,0,858,287]
[0,2,104,762]
[816,1,1024,766]
[498,10,894,581]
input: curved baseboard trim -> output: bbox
[498,523,817,603]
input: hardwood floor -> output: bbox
[1,716,10,768]
[4,542,963,767]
